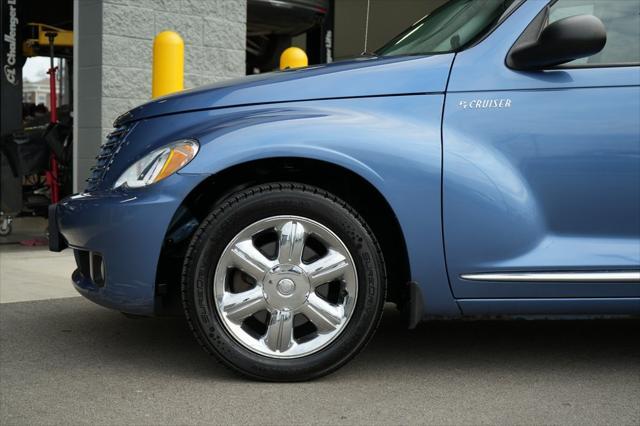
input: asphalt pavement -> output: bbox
[1,298,639,425]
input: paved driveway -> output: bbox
[1,298,638,425]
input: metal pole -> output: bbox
[46,32,58,122]
[45,31,60,203]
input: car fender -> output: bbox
[169,96,461,316]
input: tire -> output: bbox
[181,183,386,381]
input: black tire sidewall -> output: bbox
[182,184,385,381]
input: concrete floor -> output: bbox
[1,300,639,425]
[1,218,639,425]
[0,245,77,303]
[0,217,77,303]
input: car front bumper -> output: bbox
[49,174,205,315]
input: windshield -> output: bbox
[376,0,520,56]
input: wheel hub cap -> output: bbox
[276,278,296,296]
[213,216,358,359]
[263,265,310,310]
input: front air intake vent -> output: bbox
[85,124,134,191]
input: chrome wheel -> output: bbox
[213,215,358,359]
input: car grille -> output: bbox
[85,124,134,191]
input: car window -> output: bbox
[549,0,640,66]
[376,0,520,57]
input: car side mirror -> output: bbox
[507,14,607,70]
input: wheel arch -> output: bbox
[155,156,412,315]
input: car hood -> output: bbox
[115,54,454,126]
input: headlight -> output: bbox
[114,139,199,189]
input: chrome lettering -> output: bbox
[458,98,512,110]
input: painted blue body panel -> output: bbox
[444,86,640,298]
[55,0,640,317]
[57,174,204,315]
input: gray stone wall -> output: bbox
[73,0,247,191]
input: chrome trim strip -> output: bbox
[460,271,640,282]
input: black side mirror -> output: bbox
[507,14,607,70]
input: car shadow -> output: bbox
[350,308,640,379]
[2,298,639,383]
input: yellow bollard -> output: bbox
[279,47,308,70]
[152,31,184,98]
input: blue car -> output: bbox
[50,0,640,381]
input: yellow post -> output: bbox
[279,47,308,70]
[152,31,184,98]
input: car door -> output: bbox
[442,0,640,306]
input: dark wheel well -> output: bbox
[155,158,411,314]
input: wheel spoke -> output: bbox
[305,250,350,287]
[302,293,344,333]
[222,286,266,323]
[229,239,274,281]
[263,310,295,352]
[277,220,306,265]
